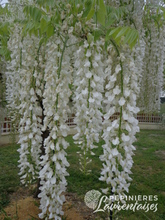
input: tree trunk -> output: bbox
[34,100,49,198]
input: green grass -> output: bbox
[66,131,165,220]
[0,144,20,209]
[121,130,165,220]
[0,130,165,220]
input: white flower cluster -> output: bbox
[6,28,42,184]
[38,36,71,219]
[6,28,72,219]
[5,27,22,118]
[138,22,165,112]
[100,45,140,198]
[5,2,165,219]
[73,39,104,173]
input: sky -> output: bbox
[0,0,8,7]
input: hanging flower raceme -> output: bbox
[6,28,42,184]
[18,36,44,184]
[100,44,140,201]
[5,26,22,121]
[73,38,104,174]
[138,23,165,112]
[38,35,72,220]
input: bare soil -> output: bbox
[155,150,165,159]
[0,187,100,220]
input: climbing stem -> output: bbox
[119,60,123,142]
[87,79,91,109]
[57,36,69,79]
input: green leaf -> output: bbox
[93,29,103,41]
[83,0,93,18]
[124,28,139,49]
[105,17,116,28]
[23,5,43,22]
[108,27,121,39]
[0,46,11,61]
[36,0,55,8]
[107,26,139,49]
[87,33,94,44]
[40,17,48,33]
[106,6,127,25]
[96,0,107,26]
[115,26,129,39]
[86,8,95,21]
[46,24,54,38]
[22,21,35,36]
[51,11,62,25]
[160,6,165,19]
[86,0,96,21]
[105,28,112,41]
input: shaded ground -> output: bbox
[155,150,165,159]
[0,187,100,220]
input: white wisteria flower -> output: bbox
[73,39,104,174]
[100,45,140,201]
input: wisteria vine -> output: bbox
[3,0,165,219]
